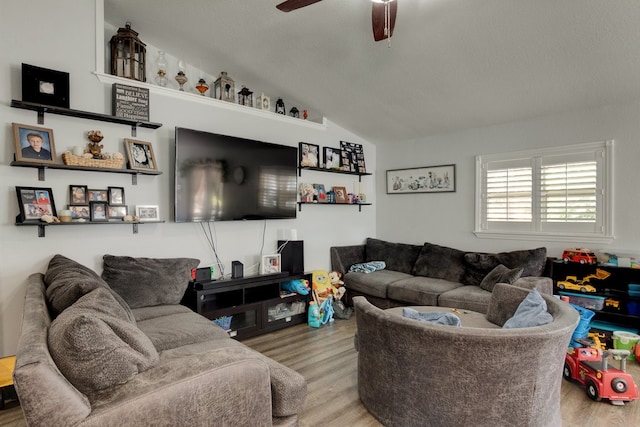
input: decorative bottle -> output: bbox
[154,51,168,87]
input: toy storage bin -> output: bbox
[612,331,640,360]
[559,291,605,311]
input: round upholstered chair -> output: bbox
[353,283,579,427]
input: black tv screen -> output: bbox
[174,127,298,222]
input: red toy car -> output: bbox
[561,248,598,265]
[563,346,639,405]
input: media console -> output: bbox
[181,271,312,339]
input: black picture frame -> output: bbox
[323,147,341,170]
[69,205,90,220]
[107,205,128,221]
[299,142,319,168]
[21,63,70,108]
[88,189,108,202]
[15,186,57,223]
[69,185,88,205]
[90,201,108,222]
[386,164,457,194]
[340,141,366,173]
[108,186,125,205]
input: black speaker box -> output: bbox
[231,261,243,278]
[278,240,304,274]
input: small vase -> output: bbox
[154,51,169,87]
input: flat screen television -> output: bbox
[174,127,298,222]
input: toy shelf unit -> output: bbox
[552,260,640,329]
[181,272,312,340]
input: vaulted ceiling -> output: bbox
[104,0,640,145]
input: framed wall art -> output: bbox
[69,185,88,205]
[299,142,319,168]
[13,123,57,164]
[15,186,57,223]
[136,205,160,221]
[386,164,456,194]
[323,147,341,170]
[21,63,70,108]
[125,139,157,171]
[261,254,281,274]
[340,141,366,173]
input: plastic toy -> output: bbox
[311,270,332,301]
[319,296,334,324]
[281,279,310,295]
[557,269,610,293]
[308,301,321,328]
[561,248,598,265]
[563,344,639,405]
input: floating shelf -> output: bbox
[15,219,165,237]
[298,165,372,182]
[297,202,372,212]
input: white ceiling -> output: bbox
[104,0,640,145]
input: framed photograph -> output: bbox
[21,63,70,108]
[108,186,125,205]
[386,164,456,194]
[12,123,57,164]
[332,186,348,203]
[15,186,57,223]
[89,202,108,222]
[340,141,366,173]
[69,185,88,205]
[313,184,328,203]
[299,142,319,168]
[136,205,160,221]
[261,254,282,274]
[323,147,341,170]
[69,205,90,220]
[88,189,108,202]
[108,205,128,221]
[125,139,157,171]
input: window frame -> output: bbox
[474,140,614,244]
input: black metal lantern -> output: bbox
[275,98,286,115]
[289,107,300,118]
[238,86,253,107]
[110,22,146,82]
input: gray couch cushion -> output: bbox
[463,247,547,286]
[479,264,523,292]
[387,276,463,306]
[48,288,159,394]
[102,255,199,308]
[437,285,493,314]
[365,238,422,274]
[411,242,466,282]
[344,270,413,299]
[44,254,134,322]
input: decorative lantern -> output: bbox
[256,93,270,111]
[110,22,146,82]
[195,78,209,96]
[214,72,235,102]
[238,86,253,107]
[289,107,300,118]
[275,98,286,115]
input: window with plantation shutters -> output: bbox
[475,141,613,243]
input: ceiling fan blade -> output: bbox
[372,0,398,41]
[276,0,324,12]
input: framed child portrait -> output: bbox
[15,186,57,223]
[332,186,348,203]
[90,202,108,222]
[69,185,88,205]
[299,142,319,168]
[13,123,57,164]
[108,186,125,205]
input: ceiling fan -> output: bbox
[276,0,398,42]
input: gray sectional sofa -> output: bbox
[13,254,306,427]
[331,238,553,313]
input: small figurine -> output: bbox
[87,130,105,159]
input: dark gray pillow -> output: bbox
[48,288,159,394]
[44,254,134,322]
[102,255,199,308]
[503,288,553,328]
[412,242,466,283]
[463,247,547,286]
[365,238,422,274]
[479,264,524,292]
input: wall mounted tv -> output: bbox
[174,127,298,222]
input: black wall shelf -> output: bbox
[298,165,372,182]
[297,202,372,212]
[15,219,165,237]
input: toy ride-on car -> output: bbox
[564,345,639,405]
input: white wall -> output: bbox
[376,99,640,258]
[0,0,376,356]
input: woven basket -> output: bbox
[62,152,124,169]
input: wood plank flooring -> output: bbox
[1,314,638,426]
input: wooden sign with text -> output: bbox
[112,83,149,122]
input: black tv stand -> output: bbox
[182,271,311,339]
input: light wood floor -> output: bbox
[1,315,638,426]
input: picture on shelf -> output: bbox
[299,142,319,168]
[323,147,341,170]
[69,185,88,205]
[261,254,282,274]
[332,186,349,203]
[125,139,157,171]
[340,141,366,173]
[69,205,90,220]
[88,189,108,202]
[108,205,128,221]
[12,123,57,164]
[313,184,328,203]
[108,187,125,205]
[136,205,160,221]
[90,202,108,222]
[15,186,57,223]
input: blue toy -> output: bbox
[281,279,310,295]
[320,296,334,324]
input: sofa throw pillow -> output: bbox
[102,255,199,308]
[365,238,422,274]
[411,242,466,283]
[479,264,524,292]
[402,307,461,327]
[502,288,553,329]
[463,247,547,286]
[349,261,386,274]
[48,288,159,394]
[44,254,134,322]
